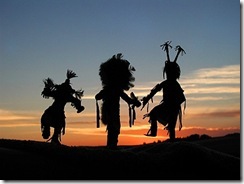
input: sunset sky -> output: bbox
[0,0,240,146]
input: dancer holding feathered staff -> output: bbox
[41,70,85,145]
[95,53,141,149]
[141,41,186,141]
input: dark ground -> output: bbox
[0,133,241,180]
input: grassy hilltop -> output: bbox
[0,133,240,180]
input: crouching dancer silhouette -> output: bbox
[141,41,186,141]
[41,70,85,145]
[95,53,141,149]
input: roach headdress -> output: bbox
[41,69,84,99]
[160,41,186,80]
[99,53,135,91]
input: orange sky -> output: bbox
[0,106,240,146]
[0,64,240,146]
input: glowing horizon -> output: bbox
[0,64,240,146]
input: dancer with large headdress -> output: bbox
[141,41,186,141]
[41,70,85,145]
[95,53,141,149]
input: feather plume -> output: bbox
[41,78,56,99]
[66,70,77,79]
[74,89,84,99]
[43,78,55,89]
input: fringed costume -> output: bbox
[41,70,85,145]
[96,53,141,149]
[142,41,186,141]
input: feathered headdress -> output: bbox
[99,53,135,91]
[41,69,83,99]
[160,41,186,80]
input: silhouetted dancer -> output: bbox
[41,70,85,145]
[141,41,186,141]
[95,53,141,149]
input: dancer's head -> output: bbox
[163,61,181,80]
[99,53,135,90]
